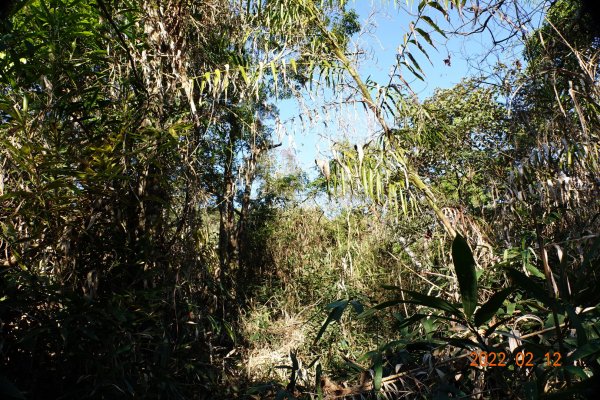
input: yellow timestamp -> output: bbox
[468,351,562,368]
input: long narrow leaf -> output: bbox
[314,300,349,344]
[474,287,514,327]
[394,313,427,329]
[452,234,478,319]
[567,340,600,363]
[421,15,446,38]
[373,352,383,391]
[357,299,404,319]
[403,290,462,316]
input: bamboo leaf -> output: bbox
[473,287,514,327]
[415,27,435,48]
[350,299,364,315]
[270,60,277,78]
[373,352,383,391]
[213,68,221,88]
[357,299,405,318]
[238,65,249,85]
[414,40,433,65]
[427,1,449,17]
[421,15,446,38]
[314,300,349,344]
[452,234,478,319]
[394,313,427,329]
[406,52,423,73]
[567,340,600,363]
[404,290,462,316]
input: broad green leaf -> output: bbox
[360,351,383,391]
[473,287,514,327]
[275,389,295,400]
[373,352,383,391]
[452,234,478,319]
[562,366,588,380]
[524,262,545,279]
[444,337,482,350]
[326,299,349,309]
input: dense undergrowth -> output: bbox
[1,0,600,399]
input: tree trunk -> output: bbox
[218,113,240,284]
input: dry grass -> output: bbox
[242,307,309,382]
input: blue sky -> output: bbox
[271,1,541,177]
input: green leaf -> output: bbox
[415,27,435,48]
[452,234,478,319]
[270,60,278,77]
[357,299,404,318]
[350,299,364,315]
[444,337,482,350]
[290,58,298,74]
[414,38,434,65]
[275,389,295,400]
[524,262,545,279]
[567,340,600,363]
[426,1,449,17]
[406,52,423,73]
[314,300,349,344]
[404,290,462,316]
[401,61,425,81]
[238,65,249,84]
[316,363,323,399]
[421,15,446,38]
[362,351,383,391]
[394,313,427,329]
[563,366,589,380]
[473,287,514,327]
[373,352,383,391]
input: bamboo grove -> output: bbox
[1,1,599,399]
